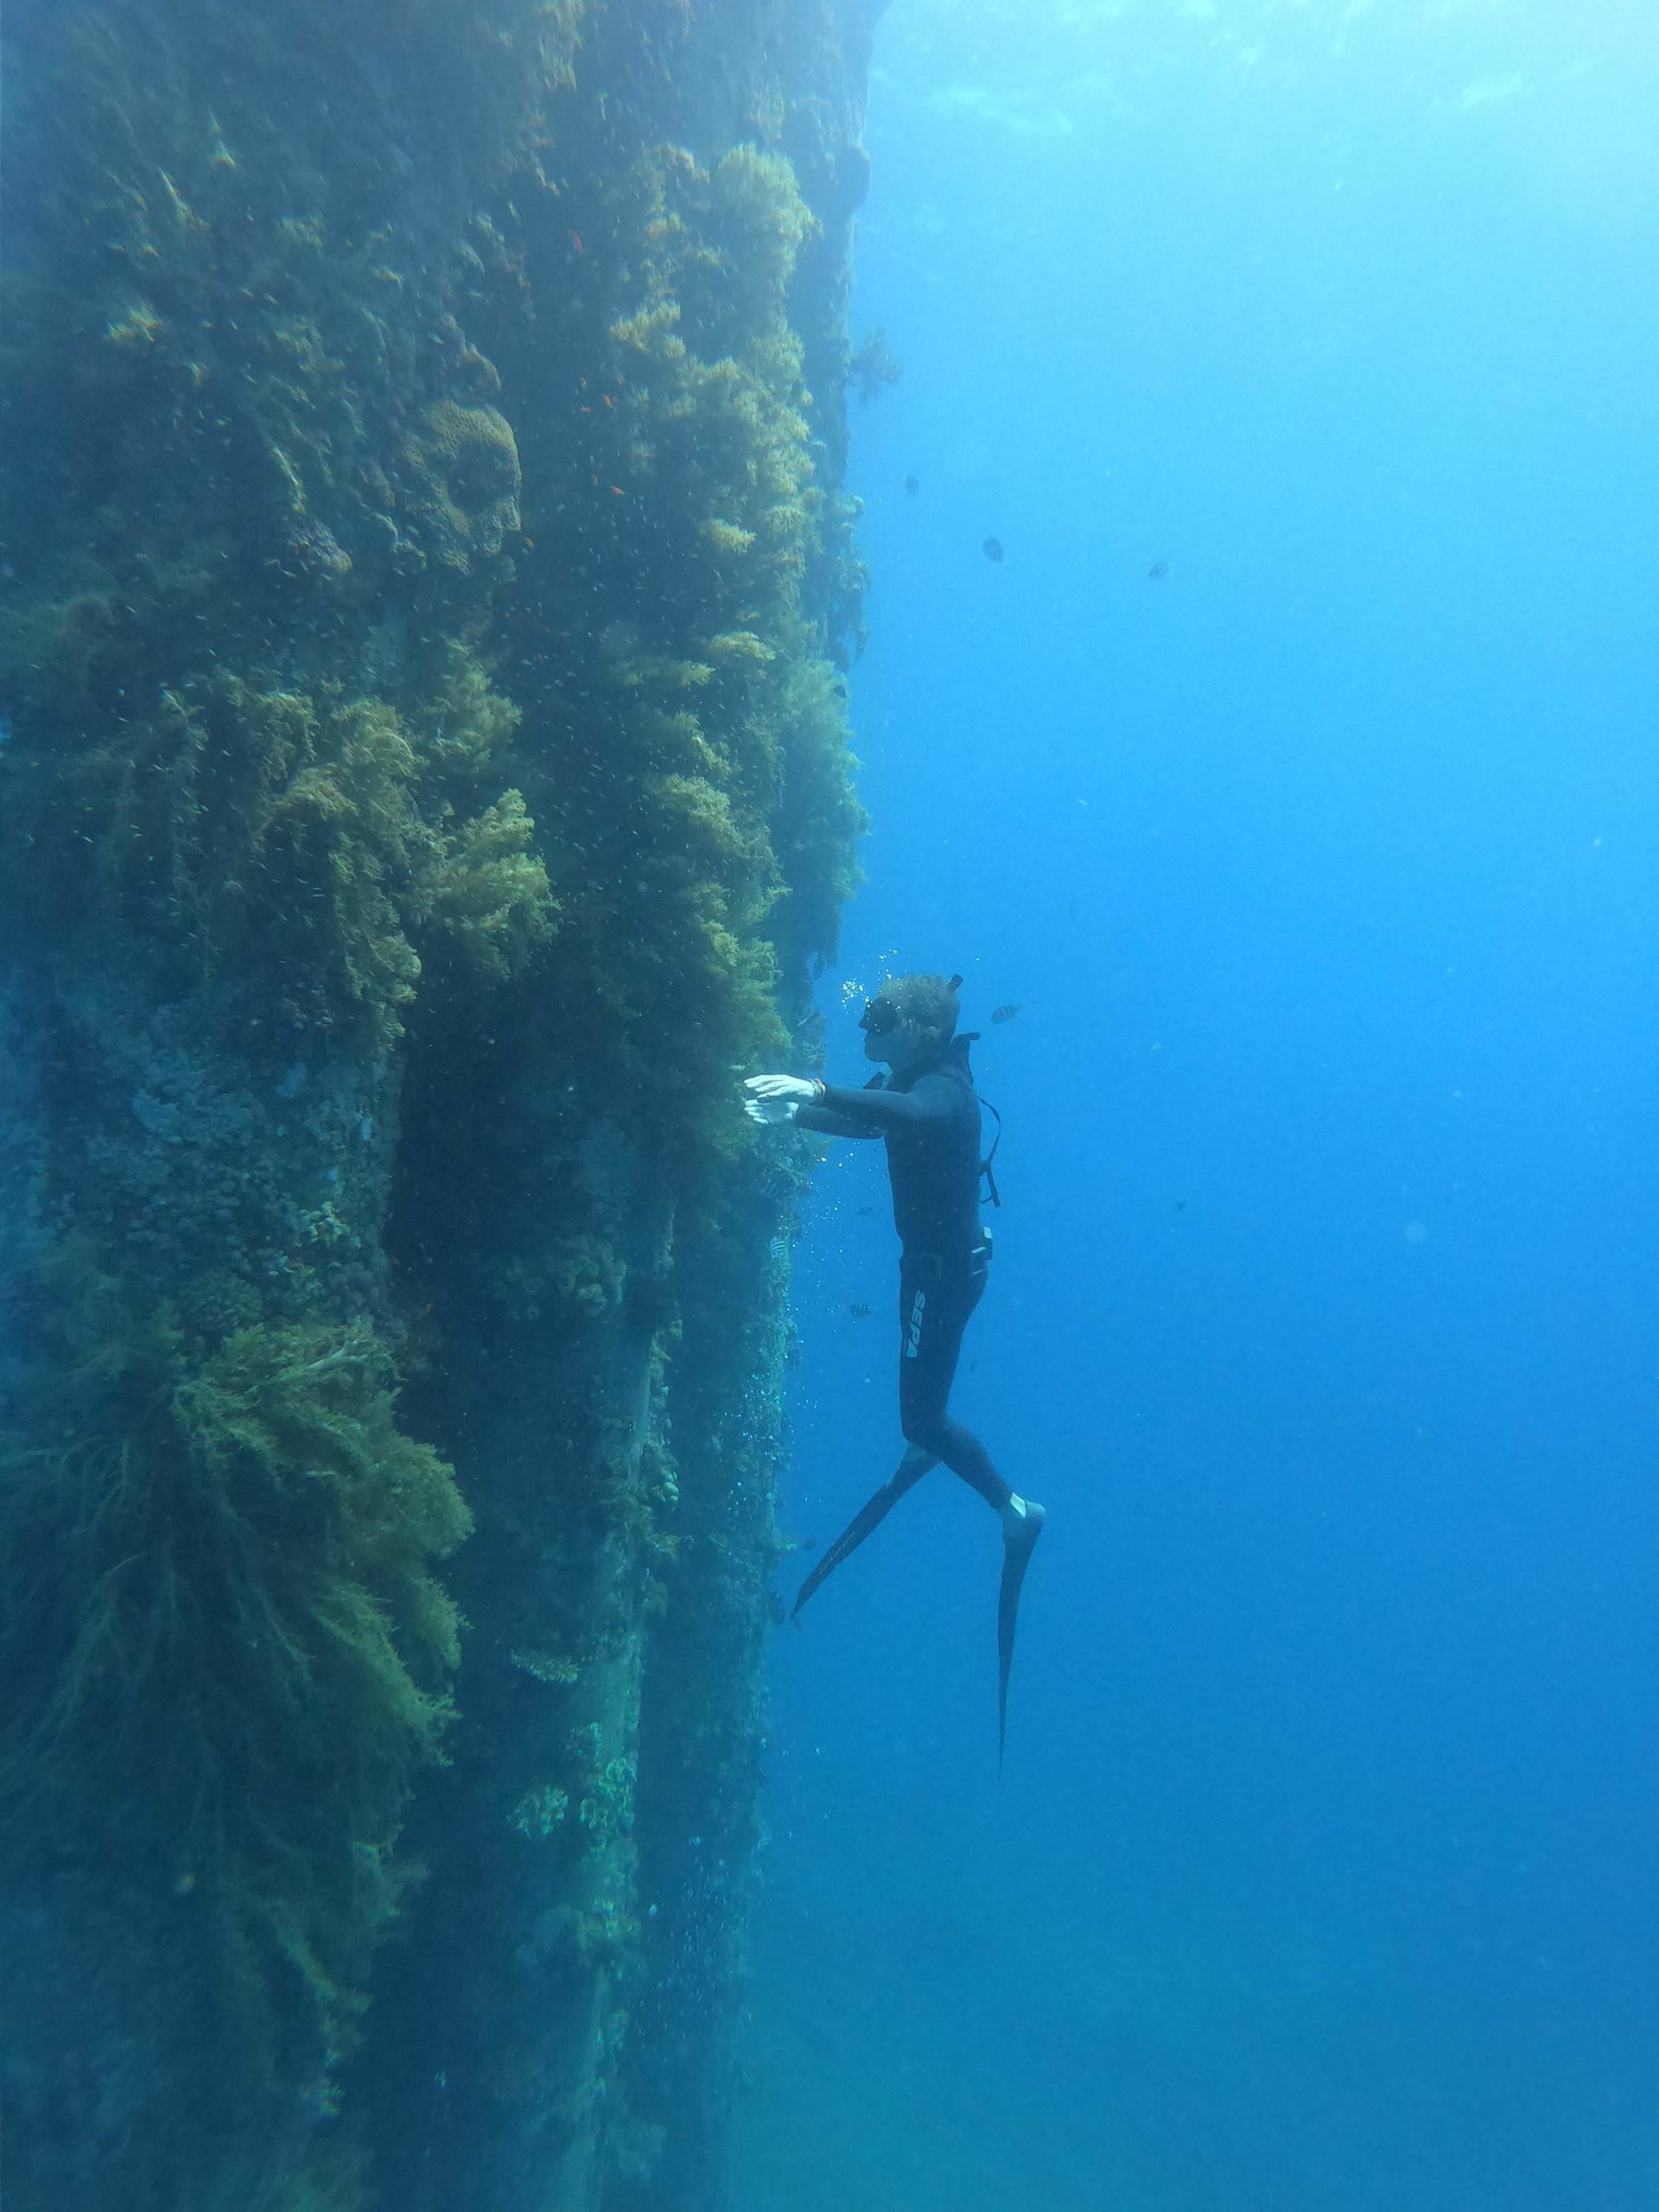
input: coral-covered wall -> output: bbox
[0,2,880,2206]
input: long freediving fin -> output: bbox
[996,1499,1046,1764]
[792,1451,938,1618]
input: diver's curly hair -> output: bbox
[872,972,960,1041]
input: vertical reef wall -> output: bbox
[0,3,878,2207]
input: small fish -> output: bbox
[903,474,919,495]
[990,1003,1021,1026]
[848,1301,873,1321]
[982,537,1004,563]
[1147,561,1169,580]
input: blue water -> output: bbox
[737,4,1659,2205]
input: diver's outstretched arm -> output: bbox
[792,1447,938,1618]
[743,1076,880,1141]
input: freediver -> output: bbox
[744,971,1045,1759]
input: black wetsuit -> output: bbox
[798,1036,1009,1510]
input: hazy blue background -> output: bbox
[734,3,1659,2206]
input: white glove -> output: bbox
[743,1072,819,1127]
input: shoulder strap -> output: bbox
[976,1094,1003,1209]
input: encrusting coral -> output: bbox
[401,399,524,574]
[0,1,872,2201]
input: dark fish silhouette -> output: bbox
[982,537,1004,563]
[990,1003,1021,1025]
[848,1301,873,1321]
[903,474,919,495]
[1147,561,1169,580]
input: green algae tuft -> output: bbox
[423,787,556,983]
[0,1247,470,2091]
